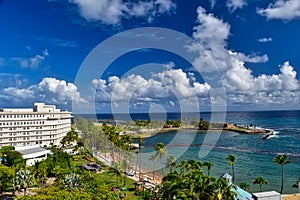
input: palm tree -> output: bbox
[166,155,176,173]
[137,136,143,180]
[186,159,202,172]
[149,154,156,180]
[121,159,129,186]
[203,161,214,176]
[253,176,268,192]
[134,149,139,176]
[121,135,132,151]
[214,178,237,200]
[61,128,80,148]
[178,160,187,175]
[109,164,122,187]
[273,154,292,194]
[240,182,250,191]
[226,154,236,183]
[13,170,34,196]
[154,142,167,175]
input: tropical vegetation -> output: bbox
[273,154,292,194]
[0,116,297,199]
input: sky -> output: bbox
[1,0,300,114]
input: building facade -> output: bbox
[0,103,72,148]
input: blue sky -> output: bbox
[1,0,300,113]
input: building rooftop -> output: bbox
[253,191,281,197]
[17,146,49,155]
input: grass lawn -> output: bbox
[99,171,140,200]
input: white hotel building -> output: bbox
[0,102,72,148]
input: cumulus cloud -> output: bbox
[257,0,300,20]
[191,6,300,108]
[223,61,299,92]
[258,37,273,43]
[192,7,268,73]
[92,68,210,105]
[0,77,85,107]
[71,0,176,25]
[226,0,247,12]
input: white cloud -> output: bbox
[0,78,85,107]
[193,7,230,51]
[192,7,268,73]
[191,6,300,109]
[1,49,49,69]
[92,68,210,104]
[258,37,273,43]
[226,0,247,12]
[163,61,175,69]
[20,49,49,69]
[209,0,217,8]
[0,73,28,88]
[71,0,176,25]
[257,0,300,20]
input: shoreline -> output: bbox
[94,152,163,185]
[131,125,271,139]
[94,152,300,197]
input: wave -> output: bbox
[144,143,300,157]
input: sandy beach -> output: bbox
[283,194,300,200]
[94,152,163,185]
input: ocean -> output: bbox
[92,110,300,194]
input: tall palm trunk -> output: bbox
[135,151,138,176]
[232,165,234,183]
[161,158,164,175]
[260,184,262,192]
[281,165,284,194]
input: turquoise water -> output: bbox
[136,110,300,194]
